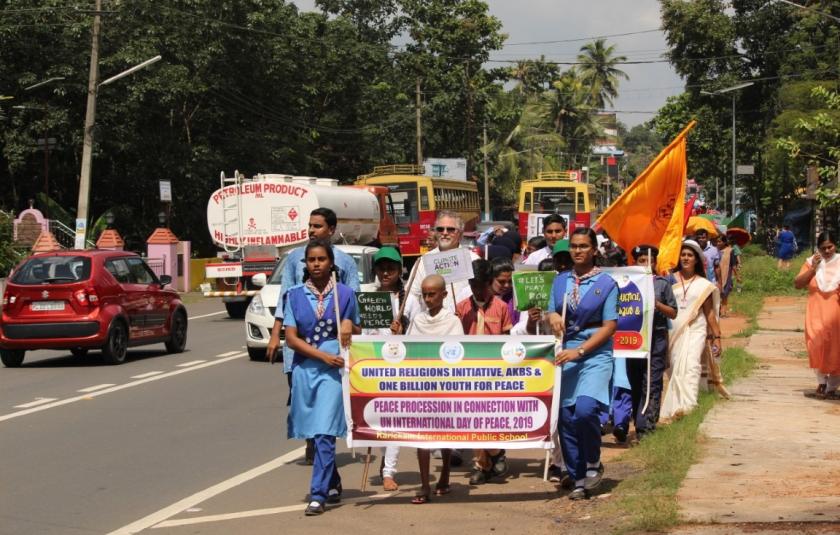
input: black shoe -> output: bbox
[326,483,342,504]
[613,426,628,444]
[569,487,589,500]
[490,450,508,477]
[469,468,492,485]
[449,449,463,467]
[548,464,564,483]
[305,439,315,465]
[559,474,575,490]
[583,463,604,491]
[305,501,325,515]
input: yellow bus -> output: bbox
[356,164,480,258]
[517,171,596,238]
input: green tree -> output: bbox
[576,38,629,108]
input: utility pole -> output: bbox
[415,77,423,166]
[75,0,102,249]
[483,120,489,221]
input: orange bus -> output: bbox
[517,171,596,238]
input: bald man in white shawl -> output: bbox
[406,275,464,336]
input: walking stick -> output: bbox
[361,447,373,492]
[641,248,652,415]
[545,293,567,482]
[397,259,421,320]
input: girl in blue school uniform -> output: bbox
[547,227,619,500]
[281,238,358,516]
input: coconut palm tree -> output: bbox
[577,38,630,108]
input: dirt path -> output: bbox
[676,296,840,530]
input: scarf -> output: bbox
[304,278,335,319]
[407,308,463,336]
[810,253,840,293]
[570,266,602,309]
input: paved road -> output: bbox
[0,300,304,535]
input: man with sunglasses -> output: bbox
[406,210,480,316]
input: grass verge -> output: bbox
[727,247,805,336]
[603,347,757,533]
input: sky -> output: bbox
[291,0,685,127]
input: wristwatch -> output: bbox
[577,348,585,357]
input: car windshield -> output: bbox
[265,249,375,285]
[11,255,92,285]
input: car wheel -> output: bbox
[101,320,128,365]
[70,348,89,358]
[248,346,267,361]
[165,311,188,354]
[225,300,249,319]
[0,349,25,368]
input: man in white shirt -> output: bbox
[405,210,479,316]
[522,214,567,266]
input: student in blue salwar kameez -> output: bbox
[267,238,358,516]
[547,228,618,500]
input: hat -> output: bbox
[631,244,659,260]
[373,246,402,265]
[552,239,570,255]
[680,240,707,271]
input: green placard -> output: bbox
[356,292,394,329]
[512,271,556,311]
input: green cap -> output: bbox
[373,246,402,265]
[552,239,570,255]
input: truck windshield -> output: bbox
[11,256,92,285]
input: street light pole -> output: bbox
[75,0,102,249]
[701,81,754,216]
[74,0,161,249]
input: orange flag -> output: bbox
[597,121,696,274]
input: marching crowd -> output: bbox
[264,206,839,516]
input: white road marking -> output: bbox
[176,360,206,368]
[151,492,397,529]
[107,446,306,535]
[77,383,117,393]
[188,311,227,320]
[0,353,247,423]
[130,371,164,379]
[13,397,58,409]
[215,351,240,357]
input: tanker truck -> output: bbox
[204,171,397,318]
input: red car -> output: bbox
[1,250,187,367]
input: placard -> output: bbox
[602,266,655,359]
[344,335,559,449]
[159,180,172,202]
[422,248,474,284]
[356,292,394,329]
[512,271,556,311]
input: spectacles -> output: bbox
[435,226,459,233]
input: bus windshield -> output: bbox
[532,187,577,213]
[386,182,418,224]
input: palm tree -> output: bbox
[577,38,630,108]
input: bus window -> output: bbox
[577,191,586,212]
[523,192,532,212]
[388,182,419,223]
[419,185,430,211]
[534,188,575,214]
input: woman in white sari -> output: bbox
[661,240,723,421]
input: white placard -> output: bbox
[736,165,754,175]
[159,180,172,202]
[422,248,474,284]
[526,213,570,241]
[205,262,243,278]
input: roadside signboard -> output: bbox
[159,180,172,202]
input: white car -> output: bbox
[244,244,379,360]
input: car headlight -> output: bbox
[248,293,264,314]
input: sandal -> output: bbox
[825,390,840,400]
[411,492,431,504]
[805,384,827,399]
[434,484,450,496]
